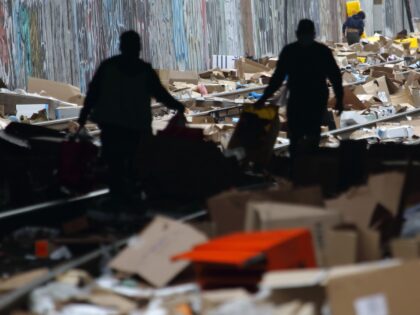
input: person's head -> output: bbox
[296,19,316,43]
[120,30,142,57]
[356,11,366,20]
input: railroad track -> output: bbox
[274,107,420,153]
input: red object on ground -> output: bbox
[35,240,50,258]
[173,229,316,290]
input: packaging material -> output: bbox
[16,104,49,120]
[28,77,84,105]
[109,216,207,287]
[325,223,382,265]
[324,225,358,267]
[207,186,324,236]
[170,70,200,85]
[235,58,271,79]
[340,111,369,127]
[390,87,415,105]
[245,202,341,266]
[267,58,278,69]
[327,260,420,315]
[228,104,280,168]
[356,76,391,102]
[377,125,414,139]
[260,261,406,315]
[174,229,316,289]
[326,171,405,227]
[335,86,365,110]
[158,70,200,87]
[55,106,82,119]
[390,237,420,260]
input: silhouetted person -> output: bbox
[255,19,343,161]
[78,30,185,205]
[343,11,366,45]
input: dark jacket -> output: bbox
[343,15,365,36]
[79,55,184,131]
[259,41,343,115]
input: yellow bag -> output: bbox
[346,1,361,17]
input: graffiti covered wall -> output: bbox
[0,0,415,92]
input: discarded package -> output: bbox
[173,229,316,290]
[377,125,414,139]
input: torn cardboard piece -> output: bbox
[28,77,84,105]
[109,216,207,287]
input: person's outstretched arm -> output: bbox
[78,64,104,127]
[149,67,185,112]
[326,48,344,114]
[254,48,288,107]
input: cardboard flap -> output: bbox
[109,216,207,287]
[324,228,358,267]
[367,172,405,216]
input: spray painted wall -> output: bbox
[0,0,416,92]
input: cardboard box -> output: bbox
[245,202,341,266]
[235,57,271,79]
[157,70,199,88]
[28,77,84,105]
[169,70,199,85]
[324,226,358,267]
[327,260,420,315]
[391,237,420,260]
[109,216,207,287]
[207,186,324,236]
[326,171,405,227]
[391,86,415,106]
[262,260,410,315]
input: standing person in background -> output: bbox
[343,11,366,45]
[78,30,185,207]
[254,19,343,163]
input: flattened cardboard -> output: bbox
[329,87,365,110]
[358,76,391,102]
[109,216,207,287]
[390,87,415,105]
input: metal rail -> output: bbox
[274,107,420,153]
[0,189,109,220]
[33,76,372,131]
